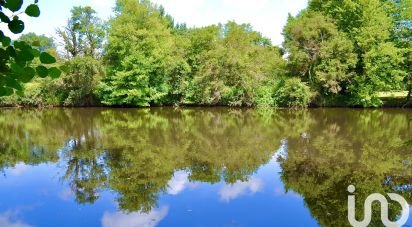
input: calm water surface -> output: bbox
[0,108,411,227]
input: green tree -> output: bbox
[308,0,407,107]
[19,32,55,52]
[276,78,314,108]
[162,23,191,105]
[189,22,285,106]
[57,6,105,59]
[54,6,105,106]
[57,56,103,106]
[98,0,176,106]
[283,11,357,97]
[389,0,412,105]
[179,25,221,104]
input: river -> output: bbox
[0,108,411,226]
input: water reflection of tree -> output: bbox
[60,139,107,204]
[0,109,61,169]
[0,108,291,212]
[0,108,410,224]
[279,109,412,227]
[98,109,281,212]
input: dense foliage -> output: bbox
[1,0,411,107]
[0,0,60,97]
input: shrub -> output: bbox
[276,78,314,108]
[255,86,275,108]
[59,56,102,106]
[347,86,383,107]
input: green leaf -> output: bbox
[19,67,36,82]
[25,4,40,17]
[15,52,27,66]
[1,36,11,46]
[0,86,14,96]
[0,11,10,23]
[10,62,24,74]
[8,19,25,34]
[0,76,5,86]
[6,46,15,57]
[22,49,34,61]
[36,65,48,77]
[5,0,23,12]
[5,78,22,91]
[48,67,61,78]
[16,49,34,63]
[39,52,56,64]
[30,48,40,57]
[13,41,26,50]
[0,49,7,60]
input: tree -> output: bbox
[98,0,176,106]
[164,28,191,105]
[0,0,59,97]
[2,0,410,108]
[18,32,55,52]
[283,11,357,96]
[179,25,221,104]
[308,0,407,107]
[388,0,412,105]
[188,22,285,106]
[98,4,287,107]
[58,56,103,106]
[57,6,105,59]
[54,6,105,106]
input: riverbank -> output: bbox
[0,91,411,108]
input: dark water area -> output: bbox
[0,108,411,227]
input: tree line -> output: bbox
[0,0,411,107]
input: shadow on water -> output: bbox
[0,107,410,226]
